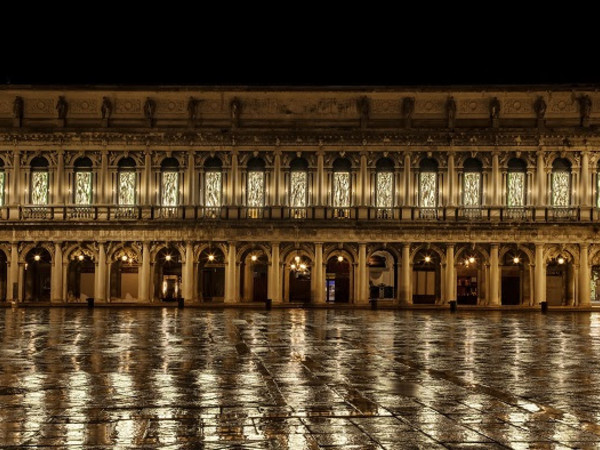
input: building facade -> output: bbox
[0,86,599,306]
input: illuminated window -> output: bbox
[204,157,222,208]
[160,157,179,207]
[551,158,571,207]
[247,157,265,208]
[419,158,438,208]
[463,158,482,207]
[507,158,526,207]
[30,156,49,205]
[117,157,136,206]
[0,159,5,207]
[376,158,394,208]
[597,161,600,208]
[73,157,93,205]
[332,158,351,208]
[290,157,308,208]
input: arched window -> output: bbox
[376,158,394,209]
[419,158,438,208]
[117,157,136,206]
[552,158,571,207]
[289,157,308,209]
[0,158,5,207]
[507,158,527,207]
[204,157,222,208]
[160,157,179,207]
[74,157,93,205]
[463,158,482,207]
[30,156,49,205]
[332,158,351,209]
[247,157,265,217]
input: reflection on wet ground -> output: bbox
[1,309,600,448]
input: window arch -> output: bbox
[117,157,136,206]
[160,157,179,207]
[289,157,308,210]
[74,157,93,205]
[30,156,49,205]
[375,157,394,209]
[247,157,265,214]
[462,158,482,207]
[507,158,527,207]
[552,158,571,207]
[419,158,438,208]
[204,157,222,208]
[332,157,351,209]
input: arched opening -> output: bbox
[551,158,572,208]
[412,248,441,304]
[204,157,223,213]
[456,247,487,305]
[109,248,139,300]
[198,247,225,302]
[160,157,179,207]
[30,156,49,205]
[0,250,7,301]
[0,158,5,207]
[368,250,396,300]
[507,158,527,208]
[326,254,351,302]
[24,248,51,301]
[286,252,312,303]
[290,157,309,218]
[247,157,265,218]
[154,247,182,301]
[117,157,136,206]
[592,263,600,303]
[419,158,438,217]
[462,158,483,207]
[73,157,93,205]
[332,157,351,217]
[546,254,573,306]
[501,249,531,305]
[66,251,95,301]
[240,249,268,302]
[375,158,394,217]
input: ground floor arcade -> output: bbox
[0,240,596,307]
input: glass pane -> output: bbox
[161,171,179,206]
[0,171,4,207]
[247,171,264,207]
[333,172,350,207]
[463,172,481,207]
[597,175,600,209]
[552,171,570,207]
[290,171,307,208]
[419,172,436,207]
[118,171,136,205]
[205,171,222,207]
[31,171,48,205]
[376,172,393,208]
[74,171,92,205]
[507,172,525,207]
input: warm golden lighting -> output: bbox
[513,256,520,264]
[295,255,301,263]
[300,263,307,270]
[208,254,215,262]
[290,263,296,270]
[251,255,257,262]
[122,255,128,261]
[424,255,431,263]
[468,256,476,264]
[128,257,133,263]
[337,255,344,262]
[165,254,172,261]
[558,256,565,265]
[78,255,84,261]
[33,255,40,261]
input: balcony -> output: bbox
[548,207,578,221]
[417,207,440,220]
[21,206,53,220]
[502,207,532,221]
[198,207,223,219]
[155,206,183,219]
[67,206,97,220]
[110,206,140,220]
[457,207,485,220]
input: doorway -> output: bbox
[24,248,52,301]
[326,256,350,302]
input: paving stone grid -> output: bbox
[1,308,600,448]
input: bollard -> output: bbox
[87,297,94,308]
[540,301,548,313]
[449,300,457,312]
[370,299,377,310]
[177,297,184,309]
[265,298,272,310]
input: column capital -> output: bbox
[580,242,590,249]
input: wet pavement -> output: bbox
[1,309,600,448]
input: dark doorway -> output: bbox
[67,256,95,301]
[24,249,51,301]
[0,251,6,301]
[154,248,182,301]
[290,271,311,302]
[198,248,225,302]
[326,257,350,302]
[253,263,268,302]
[502,277,520,305]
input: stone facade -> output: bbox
[0,86,599,306]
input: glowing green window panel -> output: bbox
[31,171,48,205]
[419,172,436,207]
[290,171,307,208]
[376,172,393,208]
[463,172,481,207]
[247,171,264,207]
[507,172,525,207]
[333,172,350,207]
[118,171,136,205]
[161,171,178,206]
[75,172,92,205]
[552,171,570,207]
[205,171,222,207]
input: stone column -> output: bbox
[357,243,368,303]
[11,150,20,205]
[317,150,325,206]
[447,152,455,206]
[183,241,194,301]
[489,244,500,305]
[95,242,106,302]
[581,151,590,207]
[579,243,591,306]
[229,151,238,206]
[492,152,499,206]
[139,242,150,302]
[224,242,237,302]
[359,152,368,206]
[401,244,412,304]
[445,244,455,304]
[52,242,63,302]
[404,153,412,206]
[143,150,152,205]
[314,242,324,303]
[268,242,281,302]
[54,150,64,205]
[273,150,281,206]
[187,151,195,205]
[537,151,545,206]
[534,243,545,305]
[7,243,18,301]
[100,150,108,204]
